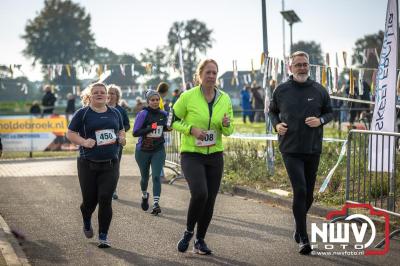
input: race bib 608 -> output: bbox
[195,130,216,147]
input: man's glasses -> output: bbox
[293,63,309,68]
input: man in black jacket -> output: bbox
[269,51,333,255]
[42,85,57,115]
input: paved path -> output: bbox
[0,157,399,265]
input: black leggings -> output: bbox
[77,158,119,234]
[181,152,224,240]
[282,153,320,238]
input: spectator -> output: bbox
[30,101,42,115]
[42,85,57,115]
[65,93,76,122]
[133,97,145,115]
[240,84,253,123]
[251,83,265,122]
[171,89,181,107]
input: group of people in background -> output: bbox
[240,82,266,123]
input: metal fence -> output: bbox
[164,130,184,184]
[332,129,400,248]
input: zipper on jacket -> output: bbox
[205,89,222,155]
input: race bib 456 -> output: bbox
[95,129,117,146]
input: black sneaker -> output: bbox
[293,231,300,244]
[141,192,149,211]
[151,203,161,215]
[83,219,93,239]
[299,236,312,255]
[112,191,118,200]
[177,230,194,252]
[98,233,111,248]
[193,238,212,255]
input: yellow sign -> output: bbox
[0,117,67,134]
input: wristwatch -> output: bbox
[320,117,325,125]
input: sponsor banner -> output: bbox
[0,115,77,152]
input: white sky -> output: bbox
[0,0,390,81]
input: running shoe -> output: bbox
[193,238,212,255]
[299,236,312,255]
[177,230,194,252]
[98,233,111,248]
[151,203,161,215]
[141,192,149,211]
[83,219,93,239]
[112,192,118,200]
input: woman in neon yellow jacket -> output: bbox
[174,59,234,255]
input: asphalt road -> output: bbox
[0,158,399,265]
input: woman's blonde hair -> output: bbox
[193,59,219,86]
[80,82,107,107]
[107,84,122,105]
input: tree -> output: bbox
[140,46,170,88]
[352,30,400,68]
[291,41,324,65]
[167,19,214,84]
[22,0,95,65]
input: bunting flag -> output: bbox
[66,64,71,77]
[219,78,224,89]
[325,53,330,66]
[231,60,239,86]
[397,70,400,96]
[371,70,377,95]
[57,65,63,76]
[327,67,333,94]
[335,52,339,67]
[342,51,348,67]
[147,63,154,74]
[97,64,103,78]
[358,69,364,95]
[321,66,327,87]
[9,65,13,78]
[247,73,252,84]
[273,58,279,81]
[251,59,256,77]
[374,48,380,63]
[120,64,125,76]
[333,67,339,93]
[349,68,354,96]
[260,52,265,66]
[47,65,52,80]
[315,65,321,83]
[20,83,28,94]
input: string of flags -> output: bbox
[1,49,399,97]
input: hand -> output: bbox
[81,138,96,148]
[305,117,321,128]
[276,123,288,136]
[222,113,230,127]
[190,127,207,140]
[118,131,126,146]
[151,122,157,129]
